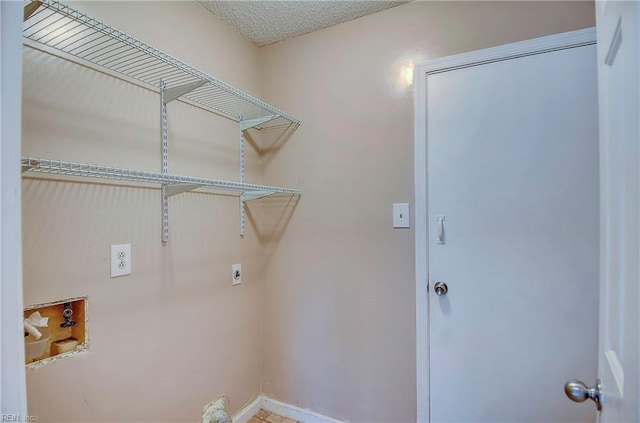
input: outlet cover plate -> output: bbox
[232,263,242,286]
[111,244,131,278]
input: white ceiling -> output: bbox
[199,1,410,47]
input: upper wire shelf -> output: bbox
[23,0,300,129]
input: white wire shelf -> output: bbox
[21,157,301,200]
[23,0,300,129]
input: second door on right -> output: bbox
[427,43,599,422]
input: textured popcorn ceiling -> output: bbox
[199,1,410,46]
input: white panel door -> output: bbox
[596,1,640,422]
[427,45,599,422]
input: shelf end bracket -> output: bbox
[239,190,274,237]
[164,80,207,103]
[21,157,39,173]
[240,115,281,131]
[241,190,273,202]
[24,1,42,22]
[165,183,203,197]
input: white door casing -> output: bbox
[414,28,598,422]
[596,1,640,422]
[0,0,27,415]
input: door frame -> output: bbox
[413,27,596,422]
[1,0,27,414]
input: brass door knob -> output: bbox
[564,379,602,411]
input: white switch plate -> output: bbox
[232,263,242,286]
[393,203,410,228]
[110,244,131,278]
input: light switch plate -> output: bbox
[393,203,410,228]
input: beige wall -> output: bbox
[22,2,266,421]
[259,2,595,422]
[22,1,596,422]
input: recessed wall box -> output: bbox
[24,297,88,367]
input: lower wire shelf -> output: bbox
[21,156,301,199]
[22,156,300,239]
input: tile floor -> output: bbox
[248,409,302,423]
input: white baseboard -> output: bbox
[262,397,346,423]
[232,395,346,423]
[232,395,263,423]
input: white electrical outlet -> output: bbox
[111,244,132,278]
[232,263,242,286]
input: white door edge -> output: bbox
[0,1,27,415]
[413,26,597,423]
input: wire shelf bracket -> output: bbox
[240,115,281,131]
[164,80,207,104]
[24,1,42,21]
[241,191,275,202]
[165,184,204,197]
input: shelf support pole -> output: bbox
[237,114,283,236]
[239,113,246,237]
[161,80,169,242]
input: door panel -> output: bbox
[596,2,640,422]
[427,45,599,422]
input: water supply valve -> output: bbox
[60,302,76,328]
